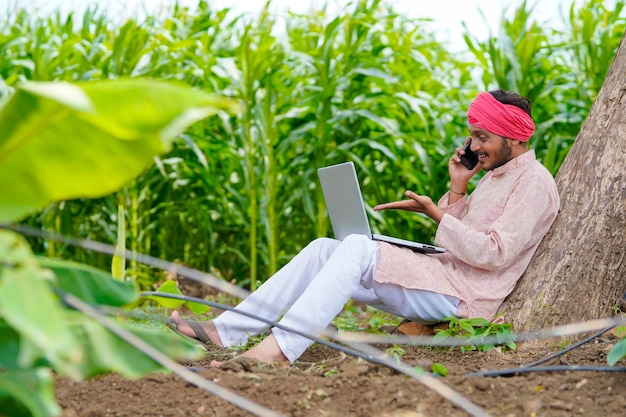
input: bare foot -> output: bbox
[168,311,224,347]
[210,334,290,368]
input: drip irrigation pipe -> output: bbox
[466,317,626,378]
[147,292,626,381]
[145,293,626,397]
[522,322,622,368]
[3,224,250,299]
[330,316,625,349]
[467,365,626,378]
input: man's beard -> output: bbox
[483,137,513,170]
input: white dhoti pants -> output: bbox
[214,234,460,363]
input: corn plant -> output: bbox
[3,0,624,292]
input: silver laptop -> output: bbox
[317,162,446,254]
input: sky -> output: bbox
[10,0,619,51]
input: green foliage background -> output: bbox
[2,0,624,290]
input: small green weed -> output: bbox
[555,339,572,351]
[332,314,363,332]
[432,317,517,353]
[431,362,448,376]
[385,345,406,363]
[333,304,402,333]
[323,369,341,377]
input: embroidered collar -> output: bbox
[491,150,536,177]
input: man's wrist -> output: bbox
[427,204,444,224]
[450,180,468,196]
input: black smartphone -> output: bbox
[459,140,479,170]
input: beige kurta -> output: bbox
[374,150,560,321]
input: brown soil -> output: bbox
[56,329,626,417]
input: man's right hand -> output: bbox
[449,139,480,191]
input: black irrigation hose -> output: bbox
[523,322,622,368]
[467,365,626,378]
[466,318,626,378]
[144,293,626,383]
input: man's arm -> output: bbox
[374,141,480,222]
[374,191,444,223]
[436,173,559,270]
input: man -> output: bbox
[168,90,560,365]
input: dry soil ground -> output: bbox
[55,327,626,417]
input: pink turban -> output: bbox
[467,92,535,142]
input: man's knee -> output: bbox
[333,234,380,290]
[306,237,341,259]
[341,234,378,252]
[306,235,376,263]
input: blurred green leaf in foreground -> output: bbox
[0,79,238,417]
[0,79,238,223]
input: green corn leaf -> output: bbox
[0,369,60,417]
[0,79,238,223]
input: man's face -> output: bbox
[468,126,513,171]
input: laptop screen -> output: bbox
[317,161,372,240]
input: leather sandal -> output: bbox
[166,318,212,344]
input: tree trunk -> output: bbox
[502,32,626,335]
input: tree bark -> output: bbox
[502,32,626,335]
